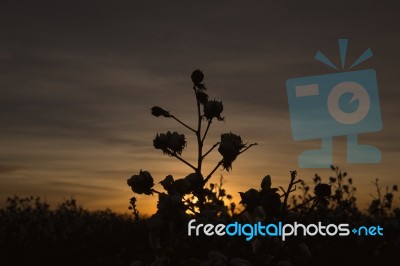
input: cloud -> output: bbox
[0,165,21,174]
[48,180,121,192]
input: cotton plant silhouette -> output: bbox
[126,71,399,266]
[126,70,313,265]
[127,69,257,218]
[127,70,263,262]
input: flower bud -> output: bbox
[260,189,281,217]
[261,175,272,190]
[159,175,174,191]
[127,170,154,195]
[191,69,204,84]
[239,188,260,210]
[153,131,186,155]
[172,178,192,195]
[151,106,171,117]
[168,132,186,154]
[314,183,331,198]
[153,133,169,153]
[196,91,209,105]
[184,173,204,191]
[156,193,169,213]
[218,133,245,170]
[157,193,184,215]
[204,100,224,121]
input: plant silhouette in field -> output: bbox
[0,196,145,266]
[127,69,257,221]
[127,71,400,266]
[126,70,305,265]
[128,70,261,263]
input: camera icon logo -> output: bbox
[286,39,383,168]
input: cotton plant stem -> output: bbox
[204,160,224,185]
[202,142,220,159]
[171,115,196,133]
[282,173,297,213]
[239,143,258,154]
[193,87,204,211]
[151,189,162,194]
[171,153,197,171]
[201,120,212,143]
[203,143,257,185]
[194,88,203,173]
[288,196,316,211]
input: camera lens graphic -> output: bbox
[327,81,371,125]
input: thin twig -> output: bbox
[281,171,297,214]
[288,196,316,211]
[204,160,223,184]
[171,115,196,133]
[202,142,220,159]
[201,120,212,143]
[187,205,199,215]
[171,153,197,171]
[239,143,258,154]
[303,198,319,220]
[151,189,162,194]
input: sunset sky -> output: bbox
[0,1,399,214]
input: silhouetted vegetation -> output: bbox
[1,70,398,266]
[126,70,399,266]
[0,196,149,265]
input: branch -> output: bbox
[281,171,297,214]
[194,87,203,172]
[204,160,224,184]
[239,143,258,155]
[203,143,257,185]
[171,115,196,133]
[202,142,220,159]
[151,189,162,194]
[304,197,319,219]
[171,153,197,171]
[288,196,316,211]
[201,120,212,143]
[187,205,199,215]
